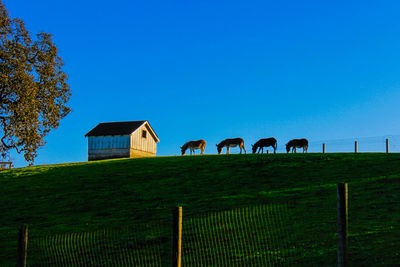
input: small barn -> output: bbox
[84,120,160,161]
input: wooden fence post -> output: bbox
[323,143,326,153]
[17,225,28,267]
[267,150,269,154]
[386,139,389,153]
[172,206,183,267]
[354,141,358,153]
[337,183,348,267]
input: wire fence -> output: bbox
[273,134,400,153]
[181,204,298,266]
[19,199,338,267]
[3,181,399,266]
[26,219,172,267]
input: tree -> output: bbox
[0,1,71,165]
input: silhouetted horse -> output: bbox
[216,138,246,154]
[252,138,277,154]
[181,140,207,155]
[286,138,308,153]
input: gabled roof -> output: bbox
[85,121,158,140]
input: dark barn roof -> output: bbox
[85,121,147,137]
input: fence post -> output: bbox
[386,139,389,153]
[354,141,358,153]
[267,150,269,154]
[172,206,183,267]
[337,183,348,267]
[17,225,28,267]
[323,143,326,153]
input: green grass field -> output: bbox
[1,153,399,266]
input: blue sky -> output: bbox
[4,0,400,166]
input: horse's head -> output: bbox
[180,146,186,155]
[251,144,257,154]
[285,143,290,153]
[216,144,223,154]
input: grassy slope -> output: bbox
[1,153,399,266]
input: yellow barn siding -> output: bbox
[130,123,157,155]
[129,149,155,158]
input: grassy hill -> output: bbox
[1,153,399,266]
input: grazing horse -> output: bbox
[252,138,277,154]
[181,140,206,155]
[216,138,247,154]
[286,138,308,153]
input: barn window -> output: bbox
[142,130,147,138]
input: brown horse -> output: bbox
[252,138,277,154]
[286,138,308,153]
[181,140,206,155]
[216,138,246,154]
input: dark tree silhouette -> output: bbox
[0,1,71,164]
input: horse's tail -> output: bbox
[201,140,206,153]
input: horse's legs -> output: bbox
[227,147,230,154]
[243,144,247,154]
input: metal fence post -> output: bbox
[172,206,183,267]
[337,183,348,267]
[17,225,28,267]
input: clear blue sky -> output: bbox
[5,0,400,167]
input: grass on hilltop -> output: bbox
[0,153,399,266]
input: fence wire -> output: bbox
[181,198,338,267]
[182,204,293,266]
[274,134,400,153]
[26,219,171,267]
